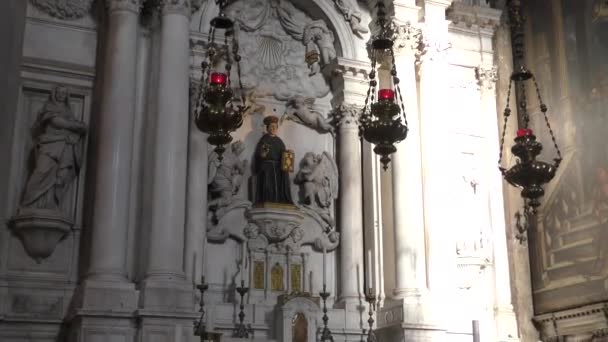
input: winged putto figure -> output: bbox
[294,151,339,228]
[281,95,334,135]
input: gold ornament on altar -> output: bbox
[253,261,265,289]
[271,264,284,291]
[282,150,295,172]
[291,264,302,293]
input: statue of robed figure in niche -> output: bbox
[253,115,294,206]
[10,85,88,262]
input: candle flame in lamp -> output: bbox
[516,128,533,137]
[378,89,395,101]
[210,72,228,86]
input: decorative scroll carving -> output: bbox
[30,0,94,20]
[280,96,334,135]
[294,152,339,229]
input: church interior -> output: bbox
[1,0,608,341]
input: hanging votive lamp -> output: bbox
[498,0,563,241]
[194,0,246,160]
[360,1,408,170]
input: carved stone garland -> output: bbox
[30,0,95,20]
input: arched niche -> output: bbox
[190,0,369,61]
[276,296,320,342]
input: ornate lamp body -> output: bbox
[503,134,557,209]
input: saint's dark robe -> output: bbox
[254,134,293,204]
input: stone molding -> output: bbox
[447,1,503,32]
[105,0,142,13]
[30,0,94,20]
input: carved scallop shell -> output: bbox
[255,35,285,69]
[30,0,94,20]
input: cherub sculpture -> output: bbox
[303,20,337,76]
[280,95,334,135]
[294,152,339,227]
[208,140,248,222]
[333,0,369,38]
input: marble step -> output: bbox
[558,218,602,246]
[546,257,598,281]
[551,238,597,264]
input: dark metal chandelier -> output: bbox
[194,0,246,160]
[360,1,408,170]
[498,0,562,238]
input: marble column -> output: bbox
[140,0,194,314]
[390,22,427,302]
[479,64,521,342]
[330,58,369,305]
[336,103,363,304]
[72,1,141,340]
[185,80,208,285]
[86,0,141,283]
[417,0,454,332]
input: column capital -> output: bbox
[416,30,451,65]
[393,21,425,59]
[105,0,142,13]
[333,103,362,129]
[160,0,193,16]
[476,65,498,91]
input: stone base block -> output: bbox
[69,315,136,342]
[139,315,200,342]
[494,305,520,341]
[0,321,64,342]
[76,279,139,315]
[139,277,195,313]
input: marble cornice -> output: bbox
[105,0,142,13]
[533,302,608,339]
[329,57,371,82]
[447,2,502,32]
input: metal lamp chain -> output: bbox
[390,48,408,127]
[532,76,563,166]
[517,80,530,128]
[498,80,513,171]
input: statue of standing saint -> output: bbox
[20,85,87,212]
[253,116,294,205]
[9,85,87,262]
